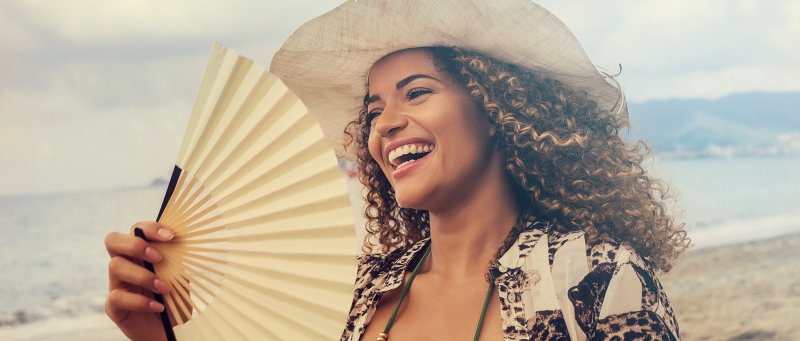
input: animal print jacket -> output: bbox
[340,221,680,340]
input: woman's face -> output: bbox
[366,49,498,211]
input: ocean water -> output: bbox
[0,187,165,339]
[0,155,799,338]
[653,155,800,248]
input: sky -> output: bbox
[1,0,798,196]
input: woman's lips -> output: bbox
[388,143,435,167]
[391,150,433,180]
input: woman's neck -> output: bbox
[423,158,520,281]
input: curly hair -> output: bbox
[344,46,689,272]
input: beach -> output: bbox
[2,232,797,341]
[661,233,800,340]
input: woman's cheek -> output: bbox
[367,135,381,165]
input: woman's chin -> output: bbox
[395,199,424,210]
[394,191,428,211]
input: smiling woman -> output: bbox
[332,44,688,341]
[270,0,689,339]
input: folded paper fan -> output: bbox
[141,43,358,340]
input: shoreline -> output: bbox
[4,232,799,341]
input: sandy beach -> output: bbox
[5,233,799,341]
[662,233,800,340]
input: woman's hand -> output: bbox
[104,221,173,341]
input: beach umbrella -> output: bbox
[137,43,358,340]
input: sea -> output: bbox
[1,155,799,339]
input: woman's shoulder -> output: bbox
[542,228,680,340]
[354,238,429,287]
[354,249,398,282]
[545,228,655,272]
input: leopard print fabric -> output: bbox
[340,223,680,340]
[340,240,429,341]
[568,262,616,334]
[630,259,680,337]
[532,310,571,340]
[594,310,678,341]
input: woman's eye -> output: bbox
[366,110,382,124]
[406,88,432,100]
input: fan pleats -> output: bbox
[147,43,357,340]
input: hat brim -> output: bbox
[270,0,625,161]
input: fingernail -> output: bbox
[157,228,174,241]
[149,301,164,312]
[145,246,162,263]
[154,278,171,294]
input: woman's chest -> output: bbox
[358,279,505,341]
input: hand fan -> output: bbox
[140,43,358,340]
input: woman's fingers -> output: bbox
[104,232,163,262]
[105,221,173,260]
[108,256,171,294]
[130,220,175,242]
[107,288,165,317]
[103,220,174,338]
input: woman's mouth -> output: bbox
[388,143,435,170]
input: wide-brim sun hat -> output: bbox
[269,0,626,161]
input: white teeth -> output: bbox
[388,143,436,167]
[397,159,415,169]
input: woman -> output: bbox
[105,0,688,340]
[336,46,686,341]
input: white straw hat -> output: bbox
[269,0,626,161]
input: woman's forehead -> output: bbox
[368,49,438,83]
[367,48,444,92]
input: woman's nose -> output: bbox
[373,105,408,137]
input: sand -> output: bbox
[661,233,800,340]
[6,234,799,341]
[1,314,127,341]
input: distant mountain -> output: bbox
[150,177,168,187]
[625,92,800,156]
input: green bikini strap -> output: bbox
[382,244,431,335]
[379,243,496,341]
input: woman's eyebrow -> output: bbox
[365,74,441,107]
[365,94,381,107]
[395,74,440,90]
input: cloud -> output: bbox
[540,0,800,101]
[629,65,800,101]
[0,0,346,195]
[2,0,339,44]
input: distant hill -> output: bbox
[625,92,800,156]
